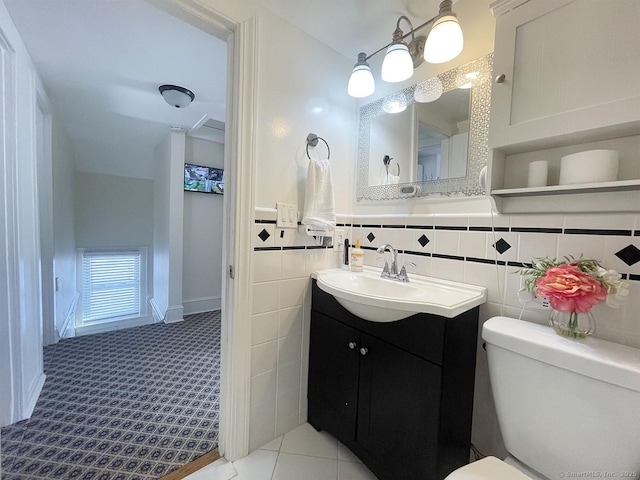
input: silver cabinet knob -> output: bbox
[495,73,506,84]
[359,347,368,356]
[348,341,357,350]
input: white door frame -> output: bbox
[0,18,22,428]
[150,0,257,461]
[35,82,56,347]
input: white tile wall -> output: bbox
[251,211,640,458]
[251,223,338,451]
[337,212,640,461]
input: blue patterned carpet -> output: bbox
[1,311,221,479]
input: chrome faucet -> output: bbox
[377,244,415,282]
[376,244,398,279]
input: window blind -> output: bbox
[81,251,141,323]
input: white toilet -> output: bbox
[446,316,640,480]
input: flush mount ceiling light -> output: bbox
[159,84,195,108]
[347,0,464,98]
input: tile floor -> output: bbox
[184,423,378,480]
[1,311,220,479]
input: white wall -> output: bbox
[152,128,185,324]
[74,171,154,318]
[51,114,78,339]
[183,137,224,314]
[75,172,154,250]
[237,6,356,452]
[153,134,171,319]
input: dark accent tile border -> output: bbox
[630,274,640,282]
[466,257,505,266]
[564,228,632,236]
[507,261,532,268]
[469,226,510,232]
[254,245,331,252]
[511,227,563,234]
[361,246,378,251]
[360,224,382,228]
[402,250,432,257]
[255,219,276,224]
[434,225,467,231]
[635,231,640,236]
[406,225,433,230]
[336,223,351,227]
[382,224,406,229]
[432,253,465,261]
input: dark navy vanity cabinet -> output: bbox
[308,280,479,479]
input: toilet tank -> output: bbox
[482,316,640,480]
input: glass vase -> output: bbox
[549,309,596,339]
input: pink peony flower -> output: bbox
[535,264,607,313]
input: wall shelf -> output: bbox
[492,179,640,197]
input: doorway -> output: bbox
[0,0,257,472]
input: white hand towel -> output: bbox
[302,157,336,229]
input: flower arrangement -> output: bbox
[519,256,629,338]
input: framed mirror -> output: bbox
[356,54,493,201]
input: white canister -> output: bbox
[559,149,619,185]
[527,160,548,188]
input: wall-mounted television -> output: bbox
[184,163,224,195]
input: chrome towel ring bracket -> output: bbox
[306,133,331,160]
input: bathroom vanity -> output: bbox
[308,280,480,480]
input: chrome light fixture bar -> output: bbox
[347,0,463,98]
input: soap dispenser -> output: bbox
[350,239,364,271]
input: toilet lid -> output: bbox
[445,457,533,480]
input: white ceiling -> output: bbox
[4,0,227,179]
[4,0,465,179]
[254,0,459,62]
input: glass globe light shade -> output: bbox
[348,64,375,98]
[424,14,464,64]
[381,43,414,83]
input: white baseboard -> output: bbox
[59,291,79,339]
[74,315,154,336]
[183,296,221,315]
[23,371,46,420]
[163,305,184,324]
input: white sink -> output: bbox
[314,268,487,322]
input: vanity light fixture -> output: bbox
[159,84,195,108]
[380,16,416,83]
[347,53,376,98]
[347,0,464,98]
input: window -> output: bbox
[80,250,146,324]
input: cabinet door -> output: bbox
[356,334,442,479]
[490,0,640,149]
[308,312,360,443]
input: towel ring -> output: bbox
[306,133,331,160]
